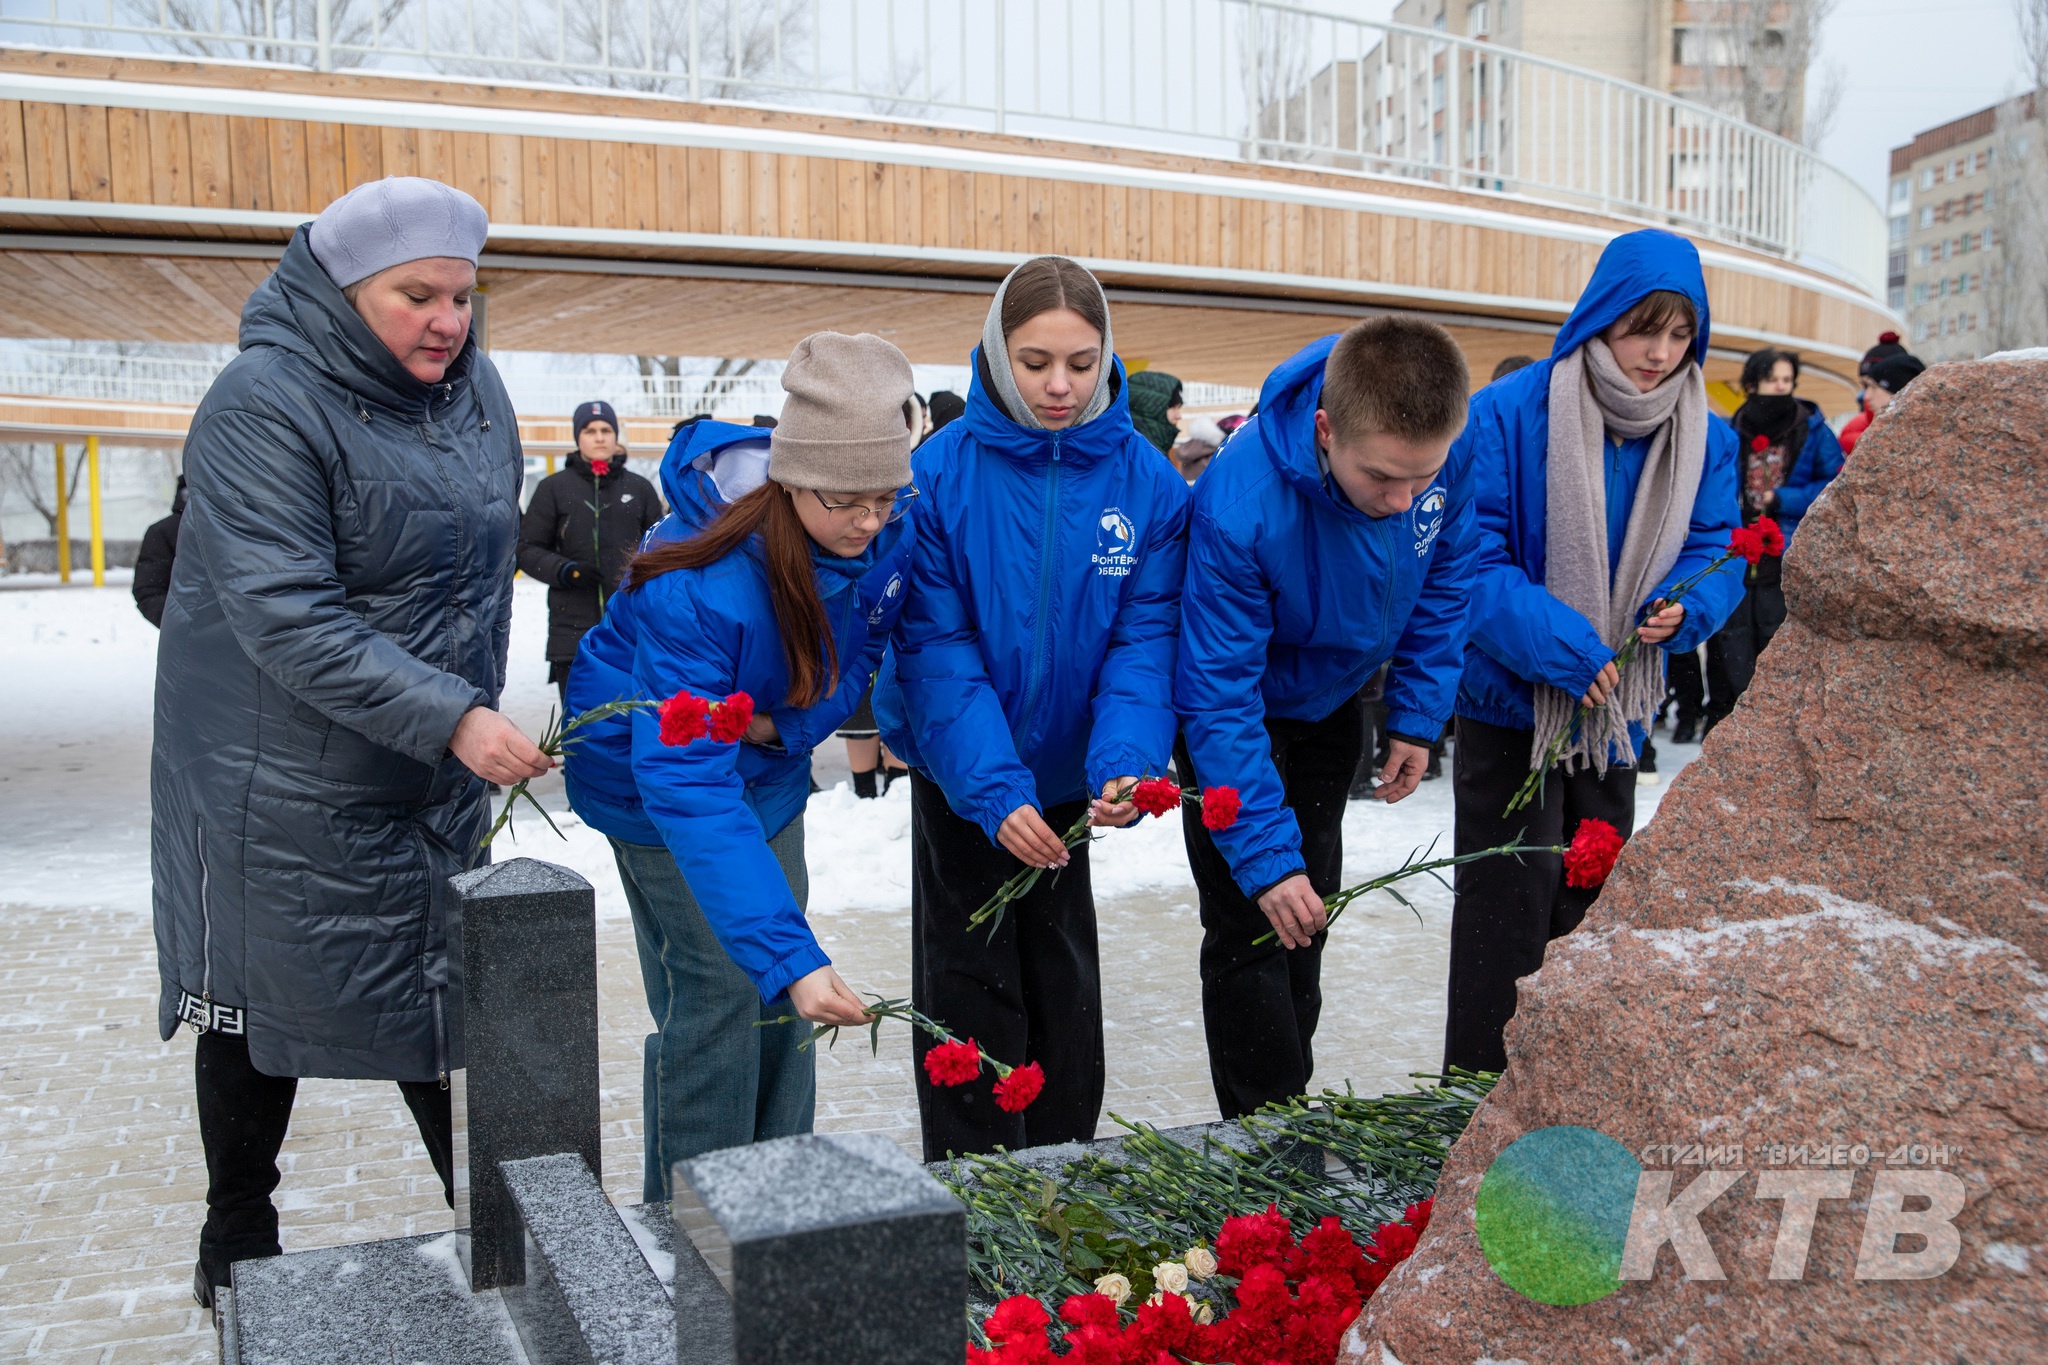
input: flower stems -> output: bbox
[1250,837,1559,945]
[479,697,657,848]
[1504,544,1746,816]
[767,993,1020,1080]
[966,781,1140,939]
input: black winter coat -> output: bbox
[132,477,186,627]
[150,226,523,1082]
[516,453,663,661]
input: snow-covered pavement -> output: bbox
[0,578,1701,1364]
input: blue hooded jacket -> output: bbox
[1454,229,1747,737]
[873,354,1191,841]
[1175,335,1478,896]
[565,419,913,1001]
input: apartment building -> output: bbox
[1889,96,2040,361]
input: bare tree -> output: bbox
[1986,0,2048,350]
[0,446,88,540]
[1688,0,1839,144]
[633,355,769,420]
[127,0,411,66]
[504,0,813,99]
[1241,7,1312,160]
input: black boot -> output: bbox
[883,764,910,795]
[1671,717,1698,745]
[852,767,879,799]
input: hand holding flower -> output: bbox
[997,804,1070,869]
[1635,599,1685,645]
[787,965,871,1028]
[1089,777,1143,828]
[1257,873,1328,950]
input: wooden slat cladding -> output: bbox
[0,97,1890,367]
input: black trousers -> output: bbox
[1666,647,1706,727]
[1443,716,1636,1075]
[1177,691,1366,1120]
[193,1028,454,1285]
[1704,581,1787,729]
[909,774,1105,1161]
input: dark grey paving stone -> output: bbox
[229,1231,524,1365]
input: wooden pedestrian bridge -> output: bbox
[0,0,1894,453]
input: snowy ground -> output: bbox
[0,578,1702,1363]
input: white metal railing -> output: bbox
[3,0,1887,296]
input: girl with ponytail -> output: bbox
[564,332,919,1200]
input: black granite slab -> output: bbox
[449,857,602,1291]
[673,1132,965,1365]
[228,1232,525,1365]
[501,1153,674,1365]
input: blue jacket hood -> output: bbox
[962,348,1138,468]
[656,418,770,532]
[1248,335,1374,517]
[1550,230,1712,366]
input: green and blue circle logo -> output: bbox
[1474,1125,1640,1305]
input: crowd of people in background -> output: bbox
[140,175,1935,1309]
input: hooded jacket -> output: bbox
[132,476,188,628]
[1454,229,1746,735]
[873,353,1191,842]
[151,226,522,1081]
[1174,335,1478,896]
[565,419,912,1002]
[517,451,665,661]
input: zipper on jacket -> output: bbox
[194,822,215,1034]
[1018,440,1063,742]
[432,987,449,1090]
[1376,516,1398,653]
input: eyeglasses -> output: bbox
[812,485,918,525]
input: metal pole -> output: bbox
[688,0,701,102]
[1446,43,1460,188]
[992,0,1006,132]
[316,0,331,71]
[87,435,105,588]
[53,442,70,585]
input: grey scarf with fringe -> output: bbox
[1536,338,1706,774]
[980,259,1117,429]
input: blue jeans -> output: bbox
[609,821,815,1202]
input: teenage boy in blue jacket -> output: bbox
[1445,229,1745,1076]
[1175,317,1477,1117]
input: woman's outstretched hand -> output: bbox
[788,965,872,1027]
[451,707,553,784]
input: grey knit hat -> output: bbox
[768,333,917,491]
[309,176,489,289]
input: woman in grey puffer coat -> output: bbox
[152,177,551,1307]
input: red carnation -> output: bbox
[1755,516,1785,557]
[658,691,710,746]
[1199,786,1242,831]
[1058,1292,1121,1333]
[590,459,611,477]
[1291,1215,1369,1293]
[1727,524,1766,565]
[1749,434,1770,453]
[1406,1197,1433,1232]
[982,1294,1050,1345]
[1563,817,1625,889]
[1215,1203,1293,1275]
[992,1061,1045,1113]
[922,1037,982,1088]
[1131,777,1183,818]
[708,691,755,744]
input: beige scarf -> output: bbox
[1535,338,1707,774]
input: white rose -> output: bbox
[1094,1272,1132,1305]
[1153,1261,1190,1295]
[1194,1301,1215,1325]
[1183,1246,1218,1280]
[1143,1291,1164,1308]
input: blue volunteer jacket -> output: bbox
[1175,336,1479,896]
[874,354,1191,842]
[1767,400,1846,543]
[565,419,913,1001]
[1455,229,1747,741]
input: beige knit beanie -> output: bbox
[767,332,917,491]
